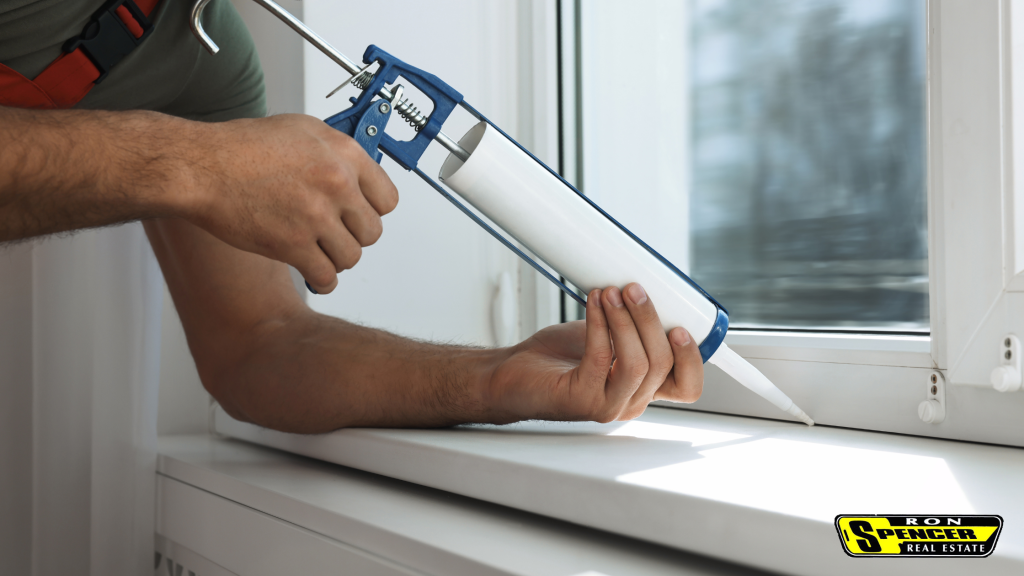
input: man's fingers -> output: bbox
[340,200,385,247]
[577,289,614,388]
[317,225,363,273]
[601,286,650,409]
[620,283,674,416]
[348,143,400,216]
[655,327,704,403]
[293,244,341,294]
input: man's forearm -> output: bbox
[145,216,504,434]
[0,106,195,242]
[209,310,505,433]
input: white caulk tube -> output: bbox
[440,122,813,426]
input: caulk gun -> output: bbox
[190,0,814,426]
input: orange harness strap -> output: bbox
[0,0,160,110]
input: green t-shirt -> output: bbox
[0,0,267,121]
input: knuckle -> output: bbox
[303,198,333,228]
[314,205,336,226]
[580,396,618,423]
[626,356,650,380]
[679,379,704,403]
[309,266,335,288]
[334,132,361,154]
[637,306,660,324]
[343,132,366,153]
[363,214,384,245]
[335,166,359,193]
[376,181,399,213]
[620,406,645,421]
[590,349,614,368]
[380,185,399,214]
[593,406,619,424]
[300,189,325,212]
[284,228,308,250]
[318,159,355,192]
[651,358,673,378]
[339,137,372,166]
[605,302,629,319]
[341,244,363,269]
[294,232,320,256]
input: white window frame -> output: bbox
[544,0,1024,447]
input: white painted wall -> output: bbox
[0,225,163,575]
[0,243,33,576]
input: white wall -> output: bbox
[156,289,209,436]
[0,243,33,575]
[0,225,163,575]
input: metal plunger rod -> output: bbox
[190,0,470,162]
[433,132,470,162]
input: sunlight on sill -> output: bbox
[616,438,973,522]
[605,420,750,447]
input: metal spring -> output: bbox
[394,98,429,131]
[350,70,374,90]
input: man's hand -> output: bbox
[0,107,396,293]
[484,283,704,424]
[182,114,398,294]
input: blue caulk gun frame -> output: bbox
[323,45,729,362]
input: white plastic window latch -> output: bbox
[990,335,1022,393]
[918,371,946,424]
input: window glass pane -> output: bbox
[576,0,928,332]
[689,0,927,331]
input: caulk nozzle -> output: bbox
[787,404,815,426]
[709,344,815,426]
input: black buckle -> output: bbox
[63,0,154,84]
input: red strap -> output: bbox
[133,0,159,14]
[0,0,160,110]
[33,50,103,108]
[115,6,145,38]
[0,64,56,109]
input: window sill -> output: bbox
[158,434,756,575]
[210,406,1024,576]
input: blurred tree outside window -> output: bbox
[689,0,927,331]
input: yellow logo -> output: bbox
[835,515,1002,557]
